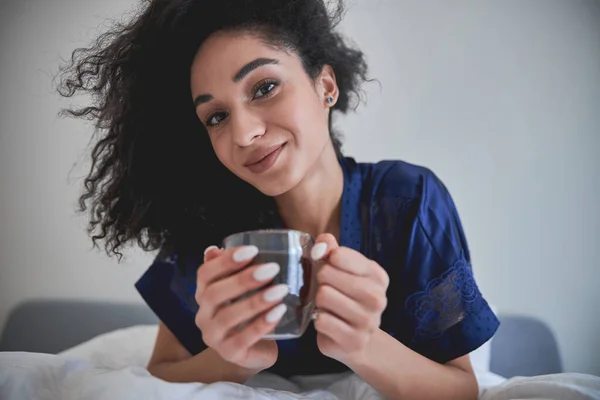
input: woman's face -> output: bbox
[190,31,338,196]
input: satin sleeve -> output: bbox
[392,171,500,363]
[135,247,208,356]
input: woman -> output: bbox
[57,0,499,398]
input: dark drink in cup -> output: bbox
[222,229,318,339]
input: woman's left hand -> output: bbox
[311,234,390,365]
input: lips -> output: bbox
[244,143,285,166]
[244,143,286,174]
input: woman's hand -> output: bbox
[311,234,390,365]
[194,245,288,372]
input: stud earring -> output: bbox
[327,97,334,104]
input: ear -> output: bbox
[317,65,339,108]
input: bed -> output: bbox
[1,299,598,400]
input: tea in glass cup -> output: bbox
[222,229,318,339]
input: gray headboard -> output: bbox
[0,299,562,378]
[0,300,158,355]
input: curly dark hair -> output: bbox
[56,0,370,259]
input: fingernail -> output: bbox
[203,245,219,256]
[311,243,327,260]
[232,245,259,262]
[253,263,280,281]
[263,284,289,302]
[266,304,287,323]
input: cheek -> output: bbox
[209,136,234,169]
[277,92,329,146]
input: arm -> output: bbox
[137,245,285,384]
[312,238,480,400]
[146,322,259,384]
[347,328,478,400]
[311,169,498,399]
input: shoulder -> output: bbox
[352,158,469,262]
[135,247,201,312]
[136,240,208,322]
[353,158,452,214]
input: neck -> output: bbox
[275,144,343,241]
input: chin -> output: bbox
[251,168,305,197]
[253,177,295,197]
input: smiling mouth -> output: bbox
[245,143,286,174]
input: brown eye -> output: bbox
[206,111,228,127]
[253,80,279,99]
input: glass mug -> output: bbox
[222,229,318,340]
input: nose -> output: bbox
[230,107,266,148]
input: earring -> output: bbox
[327,97,334,104]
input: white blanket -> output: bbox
[1,325,598,400]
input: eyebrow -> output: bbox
[194,57,280,108]
[193,94,213,107]
[233,57,279,82]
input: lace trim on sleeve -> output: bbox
[405,253,481,340]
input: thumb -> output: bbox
[311,233,339,261]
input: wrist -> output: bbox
[344,329,380,370]
[231,365,263,383]
[204,347,264,383]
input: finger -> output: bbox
[221,303,287,362]
[310,233,339,261]
[214,283,289,337]
[325,247,373,277]
[315,284,374,328]
[205,262,282,316]
[203,245,223,263]
[329,247,389,287]
[314,311,367,352]
[317,264,387,312]
[196,245,259,297]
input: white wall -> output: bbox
[0,0,157,340]
[1,0,598,375]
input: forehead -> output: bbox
[190,31,295,90]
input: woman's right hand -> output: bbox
[194,245,287,372]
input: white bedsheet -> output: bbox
[1,325,598,400]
